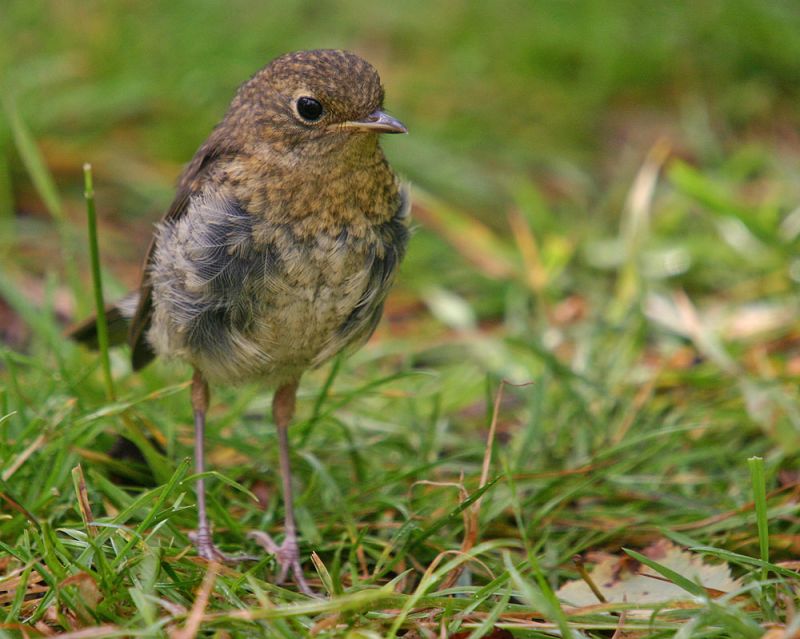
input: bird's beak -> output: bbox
[342,110,408,134]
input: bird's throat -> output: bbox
[229,144,400,238]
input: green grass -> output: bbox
[3,1,800,637]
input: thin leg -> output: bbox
[188,369,253,562]
[188,369,217,559]
[275,381,299,575]
[249,380,314,595]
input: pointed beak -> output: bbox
[343,110,408,134]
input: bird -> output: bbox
[68,49,409,594]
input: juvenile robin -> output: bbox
[69,49,409,594]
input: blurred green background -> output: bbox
[4,0,800,218]
[3,1,800,633]
[3,0,800,327]
[3,0,800,441]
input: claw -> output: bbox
[249,530,316,596]
[189,530,259,563]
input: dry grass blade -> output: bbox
[476,380,509,510]
[2,433,46,481]
[572,555,607,604]
[170,562,220,639]
[411,190,515,279]
[610,609,634,639]
[414,478,472,591]
[507,207,548,296]
[673,480,800,531]
[0,490,39,525]
[441,380,508,590]
[71,464,95,537]
[0,565,47,605]
[38,627,123,638]
[622,138,671,244]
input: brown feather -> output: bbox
[127,135,234,370]
[65,304,129,349]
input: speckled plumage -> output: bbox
[148,186,408,385]
[129,49,409,382]
[69,50,408,587]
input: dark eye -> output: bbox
[296,96,323,121]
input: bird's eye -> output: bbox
[296,96,323,122]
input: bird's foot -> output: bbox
[248,530,316,596]
[189,529,258,563]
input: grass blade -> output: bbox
[2,95,62,222]
[623,548,706,598]
[83,163,115,401]
[747,456,769,582]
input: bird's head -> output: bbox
[227,49,406,162]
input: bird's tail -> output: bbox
[66,292,163,484]
[66,292,139,349]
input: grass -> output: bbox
[3,1,800,637]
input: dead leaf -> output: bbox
[557,540,742,612]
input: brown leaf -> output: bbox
[558,540,742,612]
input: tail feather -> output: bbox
[66,292,140,351]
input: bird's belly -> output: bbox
[247,272,366,374]
[153,235,375,386]
[147,188,407,387]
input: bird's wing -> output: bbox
[128,133,234,370]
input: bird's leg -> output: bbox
[188,369,240,562]
[187,368,220,559]
[248,380,314,595]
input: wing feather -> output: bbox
[128,134,234,370]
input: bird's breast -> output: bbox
[147,188,409,386]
